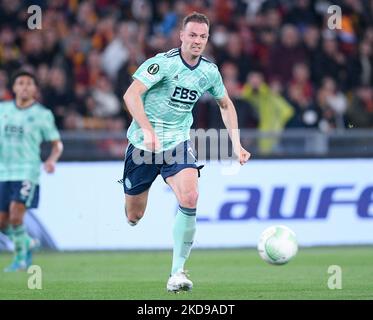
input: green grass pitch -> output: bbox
[0,247,372,300]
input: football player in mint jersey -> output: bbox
[122,12,251,292]
[0,70,63,271]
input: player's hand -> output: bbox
[235,146,251,165]
[143,129,160,152]
[44,160,56,173]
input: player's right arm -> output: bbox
[123,79,160,152]
[123,55,168,152]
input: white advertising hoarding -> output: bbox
[32,159,373,250]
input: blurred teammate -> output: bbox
[122,12,250,292]
[0,70,63,272]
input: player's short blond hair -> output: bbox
[182,12,210,29]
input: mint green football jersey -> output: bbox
[127,48,226,151]
[0,101,60,184]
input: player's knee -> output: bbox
[179,190,199,208]
[125,207,145,225]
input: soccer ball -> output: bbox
[257,225,298,265]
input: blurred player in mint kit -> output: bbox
[0,70,63,271]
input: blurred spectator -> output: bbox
[346,40,373,90]
[168,27,183,48]
[362,1,373,27]
[206,63,258,129]
[187,0,209,16]
[86,49,104,87]
[156,0,186,37]
[43,67,75,129]
[62,27,91,85]
[267,24,307,84]
[0,0,372,133]
[97,118,127,157]
[0,45,22,77]
[147,32,169,55]
[43,29,62,66]
[0,69,12,101]
[101,21,138,80]
[244,0,266,22]
[363,26,373,45]
[313,34,347,87]
[35,64,51,92]
[284,0,320,31]
[91,74,121,118]
[0,0,23,29]
[312,77,348,132]
[224,77,259,129]
[302,24,321,84]
[212,0,236,26]
[77,1,98,35]
[210,25,229,49]
[115,45,144,100]
[242,71,294,153]
[252,27,277,72]
[338,5,358,53]
[286,63,319,129]
[262,7,283,30]
[22,32,46,67]
[220,61,240,82]
[303,25,321,55]
[346,86,373,128]
[0,26,17,48]
[287,64,312,106]
[215,32,253,83]
[131,0,153,23]
[91,15,116,52]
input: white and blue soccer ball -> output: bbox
[257,225,298,265]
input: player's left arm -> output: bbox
[44,140,64,173]
[41,110,64,173]
[216,93,251,165]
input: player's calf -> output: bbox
[0,213,10,235]
[9,202,26,226]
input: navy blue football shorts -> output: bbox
[122,140,203,195]
[0,181,40,212]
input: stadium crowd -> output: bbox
[0,0,373,139]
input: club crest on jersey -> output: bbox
[147,63,159,75]
[198,77,207,89]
